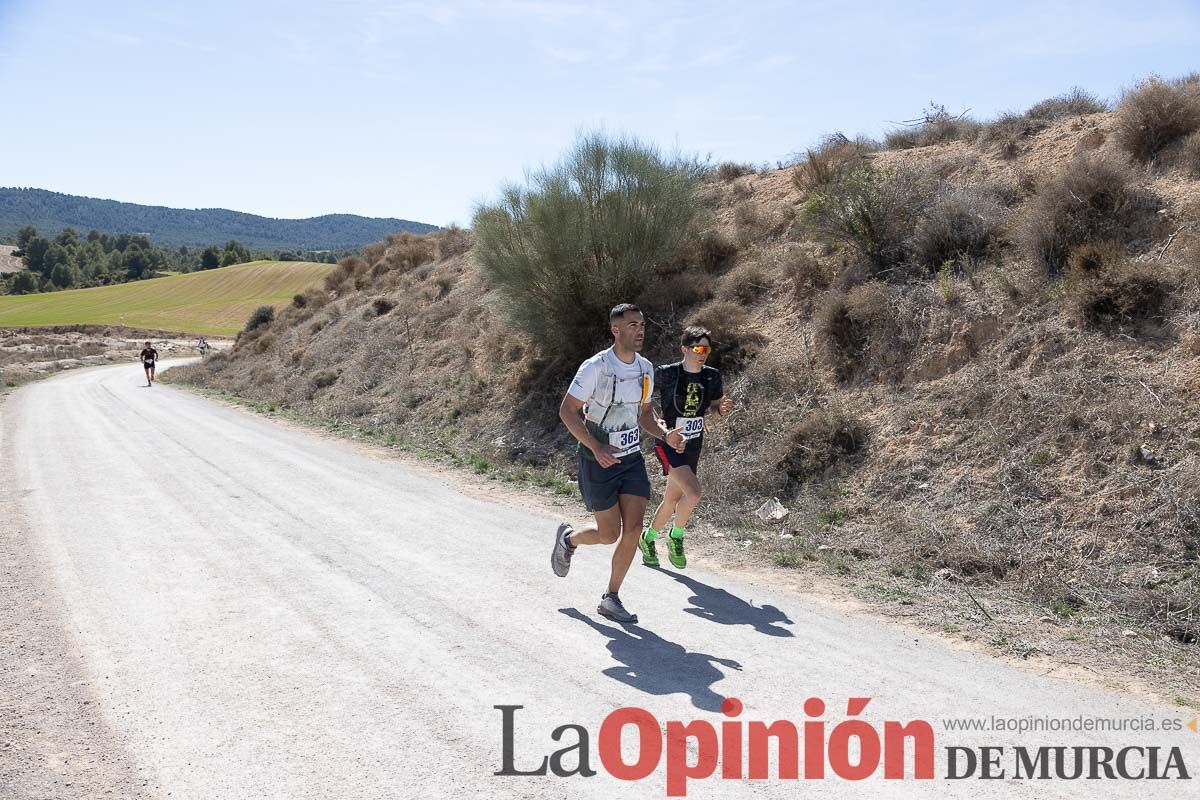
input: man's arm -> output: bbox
[640,403,684,451]
[560,393,619,468]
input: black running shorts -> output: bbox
[577,451,650,512]
[654,439,702,476]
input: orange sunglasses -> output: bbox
[687,345,712,354]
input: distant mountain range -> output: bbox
[0,188,439,251]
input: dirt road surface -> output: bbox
[1,362,1196,799]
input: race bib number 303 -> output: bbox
[609,427,641,457]
[677,416,704,440]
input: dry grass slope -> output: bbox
[170,88,1200,685]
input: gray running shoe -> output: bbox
[597,592,638,624]
[551,523,575,577]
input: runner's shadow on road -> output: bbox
[648,568,795,638]
[559,607,741,712]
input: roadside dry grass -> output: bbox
[168,106,1200,693]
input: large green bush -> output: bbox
[472,132,702,357]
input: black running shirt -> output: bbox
[655,362,722,431]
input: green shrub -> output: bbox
[911,187,1006,271]
[1018,153,1161,274]
[1114,75,1200,162]
[801,165,934,275]
[243,305,275,333]
[10,270,37,294]
[472,131,702,357]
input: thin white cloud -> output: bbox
[90,30,144,47]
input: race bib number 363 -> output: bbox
[609,427,641,457]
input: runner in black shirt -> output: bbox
[139,341,158,387]
[639,325,733,569]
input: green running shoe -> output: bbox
[667,527,686,569]
[639,527,660,567]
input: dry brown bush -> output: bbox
[911,186,1007,272]
[666,227,738,275]
[433,225,472,258]
[1026,87,1108,119]
[254,333,277,353]
[777,407,869,487]
[1079,129,1106,151]
[730,179,754,200]
[734,202,790,246]
[784,247,831,306]
[1066,241,1123,277]
[718,260,773,305]
[369,297,397,317]
[790,133,877,193]
[1018,153,1161,274]
[687,299,765,372]
[1069,263,1172,332]
[884,104,981,150]
[636,271,714,313]
[716,162,755,181]
[325,257,368,292]
[312,369,339,389]
[362,241,387,265]
[1114,75,1200,162]
[814,282,906,383]
[383,232,437,273]
[1179,130,1200,178]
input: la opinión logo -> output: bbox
[495,697,935,796]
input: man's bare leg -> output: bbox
[567,504,622,546]
[608,493,647,593]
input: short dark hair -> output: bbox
[680,325,711,347]
[609,303,641,325]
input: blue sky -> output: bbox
[1,0,1198,227]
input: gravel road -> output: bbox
[1,362,1195,799]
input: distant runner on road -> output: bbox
[140,341,158,387]
[551,303,684,624]
[640,325,733,570]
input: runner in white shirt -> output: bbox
[550,303,684,623]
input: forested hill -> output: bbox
[0,188,439,250]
